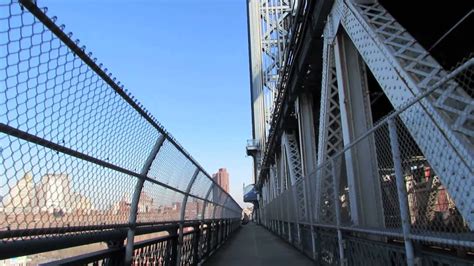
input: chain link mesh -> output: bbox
[0,0,242,257]
[345,235,406,266]
[258,55,474,263]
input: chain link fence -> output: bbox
[260,56,474,264]
[0,0,242,262]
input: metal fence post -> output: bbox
[304,173,318,260]
[205,222,212,257]
[279,195,285,237]
[222,220,226,241]
[201,184,214,220]
[331,159,345,265]
[125,135,166,264]
[177,169,200,265]
[285,189,292,243]
[225,219,229,240]
[192,223,201,265]
[388,118,415,266]
[216,221,220,248]
[169,225,179,265]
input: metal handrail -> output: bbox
[39,219,241,265]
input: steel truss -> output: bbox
[257,0,293,124]
[333,0,473,227]
[252,0,473,264]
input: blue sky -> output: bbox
[41,0,254,207]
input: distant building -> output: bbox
[112,191,155,214]
[184,199,202,220]
[2,172,35,213]
[211,168,230,213]
[137,191,155,213]
[2,172,94,214]
[212,168,229,193]
[35,173,72,214]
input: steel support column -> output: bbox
[296,94,318,176]
[333,30,384,227]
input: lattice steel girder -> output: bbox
[315,33,343,222]
[259,0,292,87]
[282,132,307,222]
[330,0,473,226]
[248,0,294,140]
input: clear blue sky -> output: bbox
[41,0,254,207]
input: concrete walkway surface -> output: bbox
[203,223,314,266]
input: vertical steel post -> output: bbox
[199,185,213,259]
[332,159,345,265]
[201,184,214,220]
[212,190,222,220]
[333,31,384,227]
[218,196,230,221]
[388,118,415,266]
[169,225,179,265]
[176,168,200,265]
[124,135,166,264]
[286,188,292,243]
[279,186,285,237]
[192,223,201,265]
[304,171,318,260]
[215,221,220,249]
[277,198,281,235]
[209,223,213,256]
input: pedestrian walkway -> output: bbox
[203,223,314,266]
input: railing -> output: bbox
[40,219,240,265]
[260,57,474,264]
[0,0,242,264]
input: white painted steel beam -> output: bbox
[333,30,384,227]
[335,0,473,227]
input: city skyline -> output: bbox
[1,170,226,231]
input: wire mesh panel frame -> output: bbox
[0,0,242,261]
